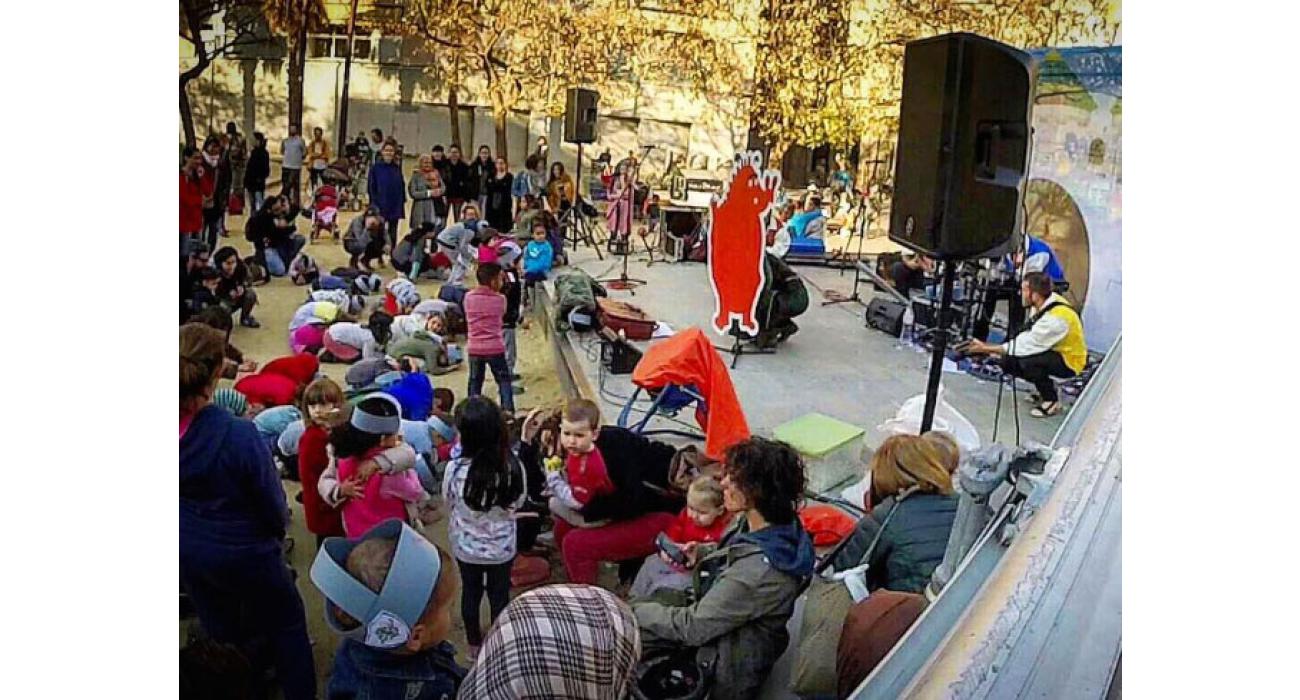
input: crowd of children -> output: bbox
[177,160,686,699]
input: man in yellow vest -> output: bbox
[962,272,1087,417]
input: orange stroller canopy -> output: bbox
[631,327,750,460]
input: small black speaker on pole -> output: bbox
[886,33,1036,434]
[888,33,1034,260]
[564,88,599,144]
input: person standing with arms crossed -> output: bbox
[307,126,332,190]
[281,125,306,208]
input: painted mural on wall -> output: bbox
[1026,46,1122,352]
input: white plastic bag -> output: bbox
[875,384,981,454]
[841,385,981,506]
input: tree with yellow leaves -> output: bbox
[648,0,1119,186]
[391,0,645,160]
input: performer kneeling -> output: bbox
[961,272,1087,418]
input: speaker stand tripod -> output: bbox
[919,262,957,432]
[561,142,603,260]
[714,320,774,369]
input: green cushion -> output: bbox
[773,413,864,457]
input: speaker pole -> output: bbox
[920,261,957,433]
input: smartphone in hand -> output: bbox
[656,533,689,567]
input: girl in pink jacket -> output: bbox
[330,394,427,537]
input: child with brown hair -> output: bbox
[296,378,348,548]
[310,521,466,697]
[544,398,616,530]
[629,475,733,598]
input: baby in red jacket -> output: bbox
[545,399,616,529]
[628,475,731,598]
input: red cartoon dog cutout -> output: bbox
[708,151,781,337]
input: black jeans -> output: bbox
[456,558,514,646]
[386,219,400,252]
[974,284,1026,342]
[281,168,301,208]
[468,353,514,412]
[1001,350,1076,403]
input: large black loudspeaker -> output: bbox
[889,33,1034,260]
[564,88,600,144]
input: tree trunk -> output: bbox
[288,18,308,132]
[335,0,361,153]
[494,108,508,162]
[448,85,462,147]
[180,80,197,148]
[769,139,788,170]
[242,60,257,137]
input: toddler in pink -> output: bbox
[328,394,427,537]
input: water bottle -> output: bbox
[901,305,915,344]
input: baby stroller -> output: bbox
[617,327,751,462]
[309,181,341,242]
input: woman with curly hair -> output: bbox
[631,436,815,700]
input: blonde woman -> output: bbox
[409,154,448,232]
[830,434,958,593]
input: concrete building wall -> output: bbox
[182,52,749,186]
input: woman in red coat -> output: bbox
[180,146,213,256]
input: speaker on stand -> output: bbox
[561,87,603,259]
[886,32,1035,433]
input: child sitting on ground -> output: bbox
[628,475,732,598]
[297,378,348,548]
[544,398,615,530]
[321,310,394,364]
[329,395,431,537]
[288,252,319,286]
[310,520,466,699]
[441,396,527,658]
[189,267,223,316]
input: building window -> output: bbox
[308,34,377,61]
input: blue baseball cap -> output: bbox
[309,520,443,649]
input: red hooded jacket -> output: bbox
[297,423,344,537]
[180,167,213,234]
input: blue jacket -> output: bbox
[328,639,464,700]
[1004,235,1065,281]
[180,405,287,559]
[787,209,825,239]
[523,240,554,276]
[368,161,407,221]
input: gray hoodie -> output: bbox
[632,518,813,700]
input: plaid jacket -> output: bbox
[459,584,641,699]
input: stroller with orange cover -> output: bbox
[615,327,751,462]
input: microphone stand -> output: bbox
[823,191,874,307]
[600,145,652,293]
